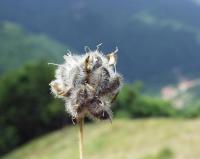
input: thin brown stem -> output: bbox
[79,118,84,159]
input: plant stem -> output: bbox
[79,118,84,159]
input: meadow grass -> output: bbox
[2,118,200,159]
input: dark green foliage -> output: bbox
[114,83,200,119]
[114,82,177,118]
[180,103,200,118]
[0,61,69,155]
[0,62,199,156]
[131,96,176,118]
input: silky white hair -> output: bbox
[49,45,123,122]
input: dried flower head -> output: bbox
[49,45,123,122]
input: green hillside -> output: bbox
[1,0,200,82]
[3,119,200,159]
[0,22,66,74]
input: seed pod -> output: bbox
[50,45,123,121]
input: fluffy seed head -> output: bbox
[49,45,123,122]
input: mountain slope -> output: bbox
[2,119,200,159]
[0,22,66,74]
[0,0,200,83]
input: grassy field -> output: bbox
[2,119,200,159]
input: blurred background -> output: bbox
[0,0,200,159]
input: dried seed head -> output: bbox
[49,45,123,122]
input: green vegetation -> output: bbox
[1,2,200,159]
[0,61,69,155]
[0,22,66,74]
[180,103,200,118]
[1,61,200,156]
[2,119,200,159]
[1,1,200,83]
[114,83,177,118]
[0,22,73,155]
